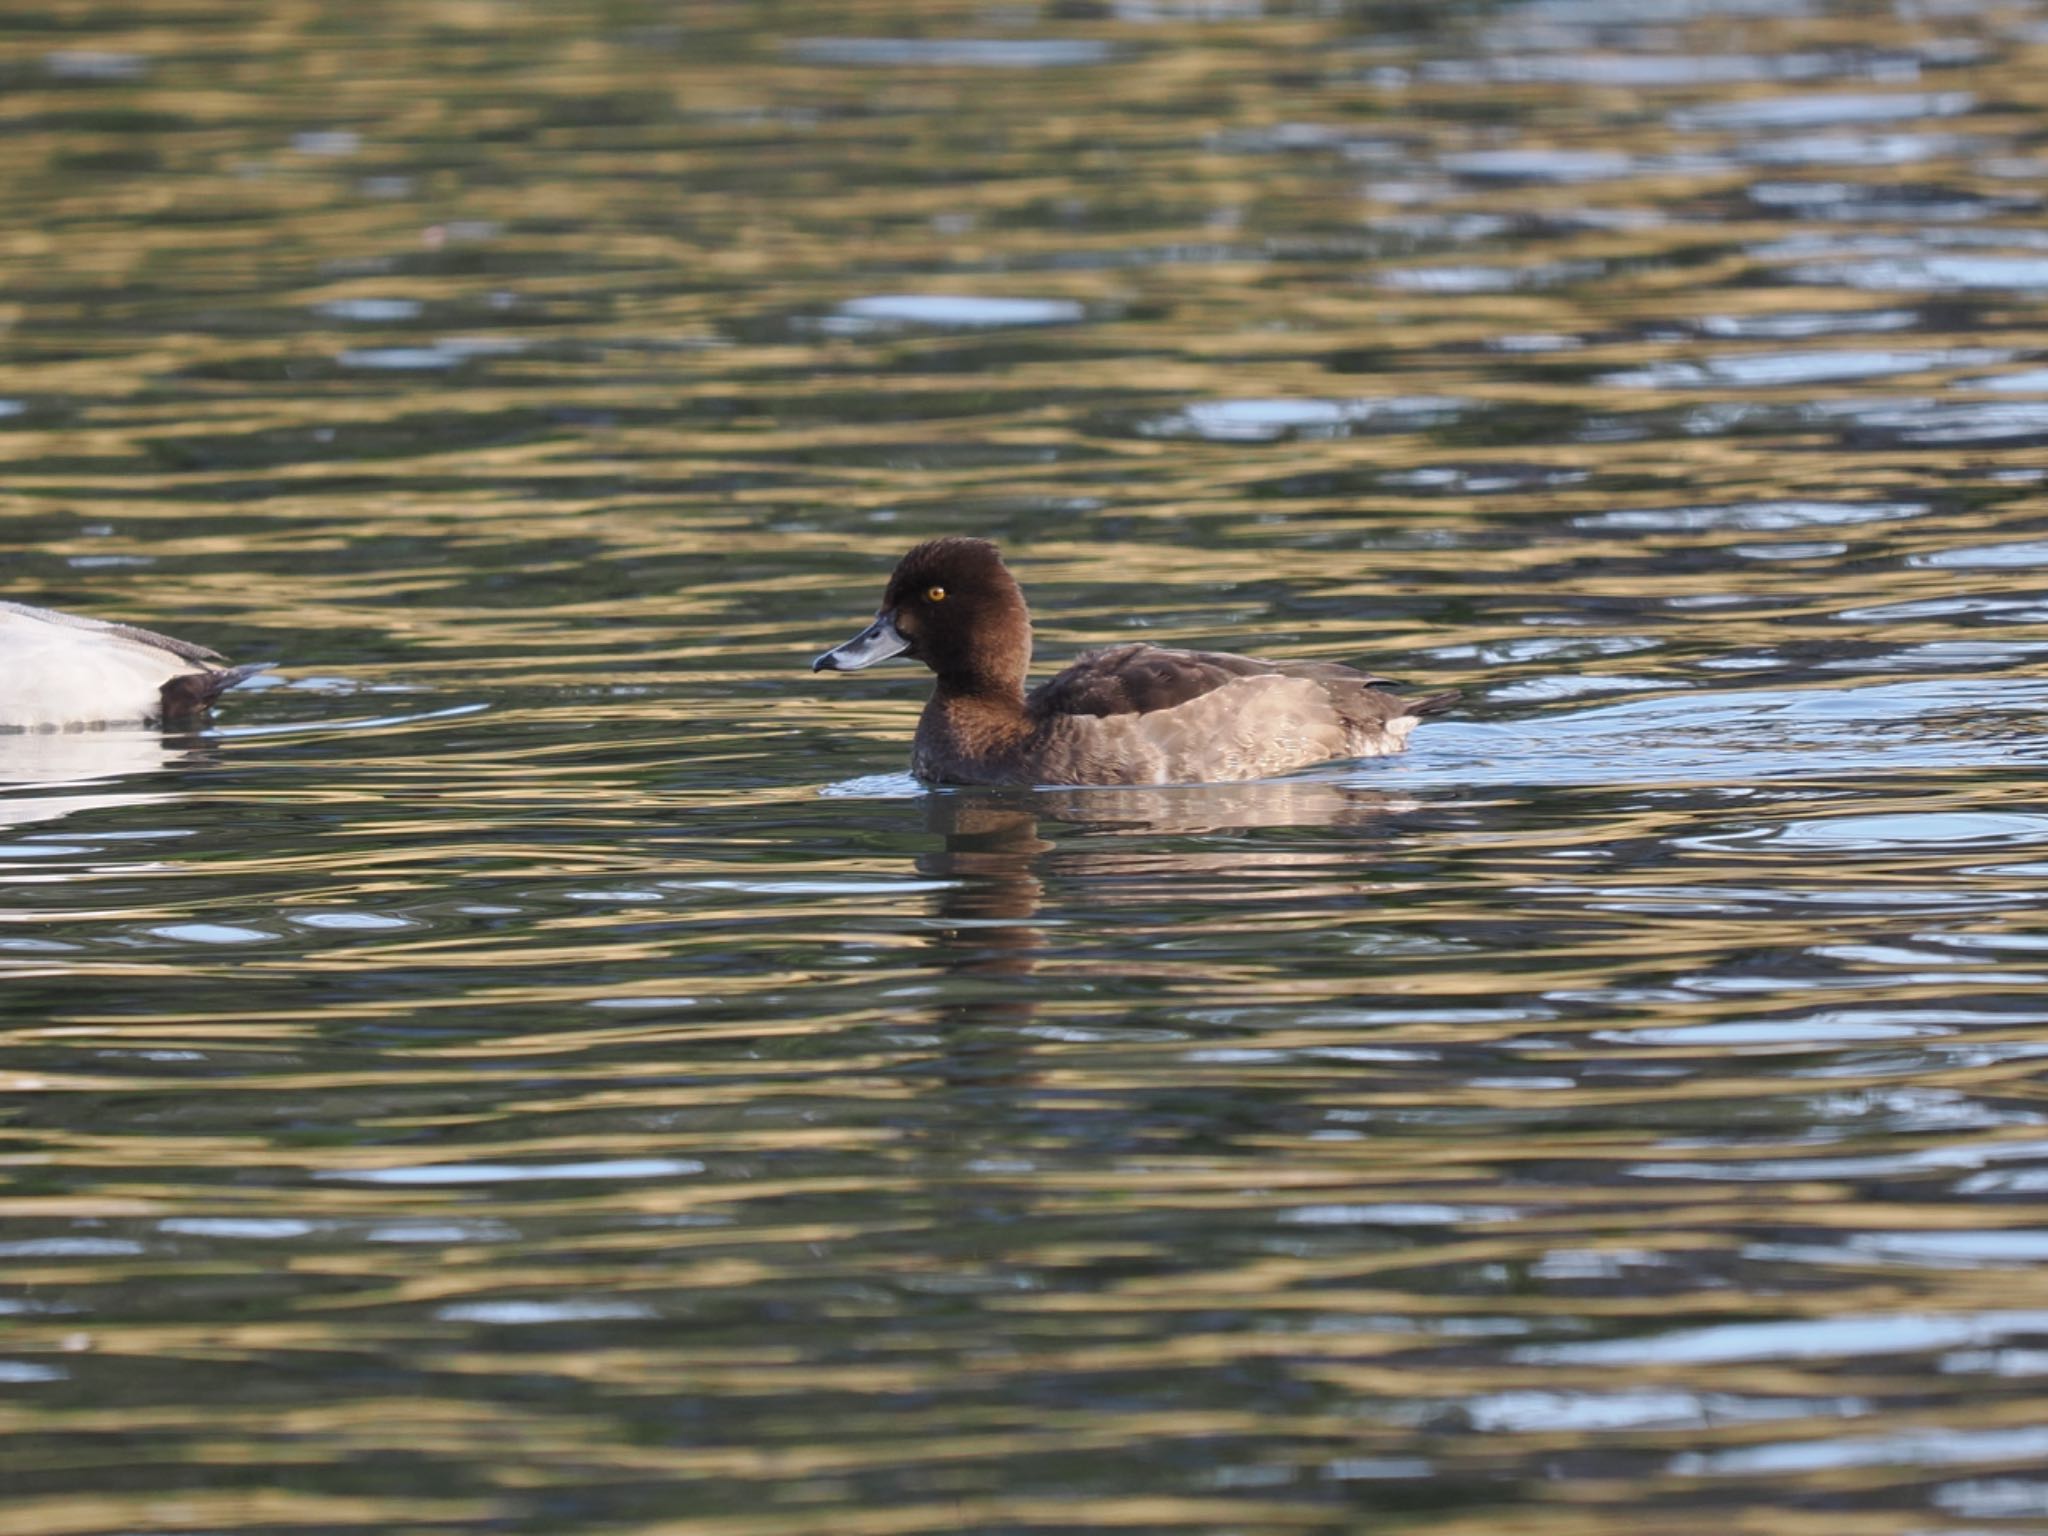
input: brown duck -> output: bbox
[812,538,1454,786]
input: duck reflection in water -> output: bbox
[915,779,1425,1015]
[0,730,200,831]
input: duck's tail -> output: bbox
[1404,689,1460,719]
[159,662,275,724]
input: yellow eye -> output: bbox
[925,585,947,603]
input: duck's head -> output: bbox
[813,537,1031,692]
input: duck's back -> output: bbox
[1020,642,1445,785]
[0,602,247,729]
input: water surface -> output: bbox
[6,1,2048,1531]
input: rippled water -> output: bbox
[8,0,2048,1530]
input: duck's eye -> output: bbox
[925,585,947,603]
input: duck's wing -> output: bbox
[1025,643,1447,784]
[1031,642,1429,720]
[0,601,228,666]
[1032,643,1327,716]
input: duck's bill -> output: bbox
[812,612,911,672]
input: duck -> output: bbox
[0,600,268,731]
[812,537,1454,786]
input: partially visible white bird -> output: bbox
[0,601,268,730]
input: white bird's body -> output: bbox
[0,601,264,730]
